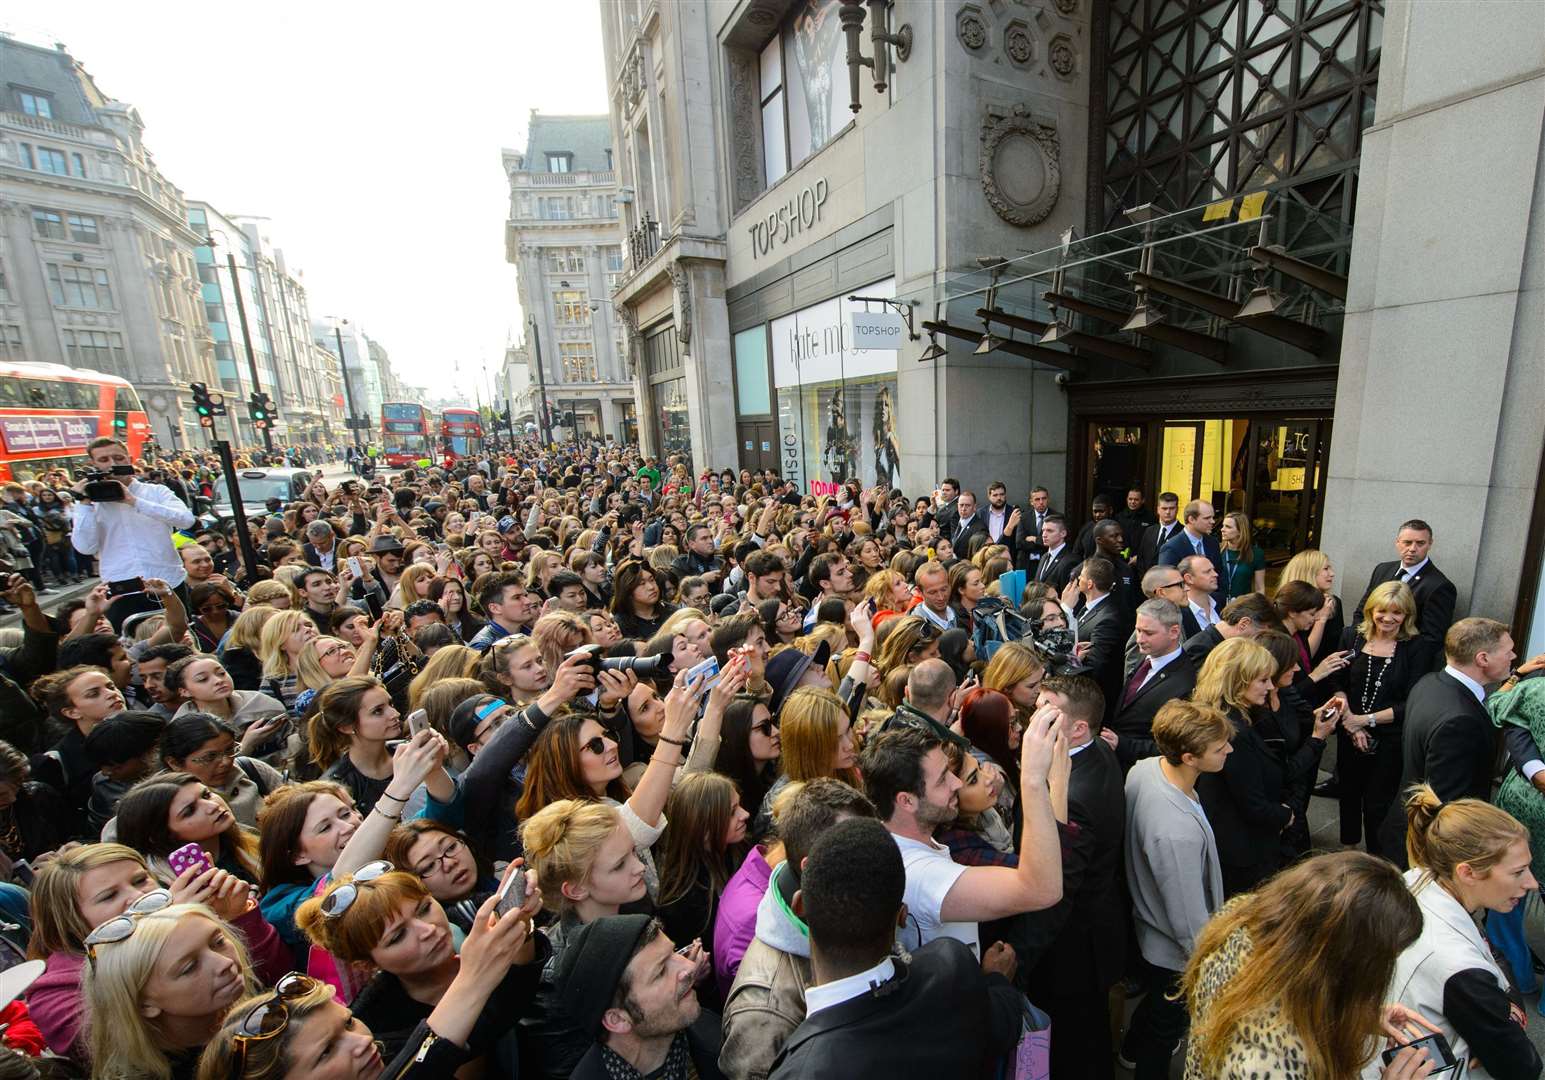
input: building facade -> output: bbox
[502,113,635,442]
[313,317,401,441]
[0,37,215,449]
[600,0,1545,648]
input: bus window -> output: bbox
[114,386,142,412]
[0,378,25,408]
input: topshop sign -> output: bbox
[747,177,830,259]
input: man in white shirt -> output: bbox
[862,714,1062,959]
[71,437,195,630]
[984,481,1021,544]
[912,560,956,631]
[1179,554,1220,628]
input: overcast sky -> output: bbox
[3,1,611,398]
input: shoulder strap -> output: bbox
[236,756,273,797]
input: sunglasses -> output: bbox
[319,860,394,919]
[753,719,779,736]
[580,735,611,756]
[229,972,319,1076]
[916,621,942,642]
[84,888,176,968]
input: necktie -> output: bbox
[1037,554,1051,582]
[1395,567,1409,582]
[1122,658,1153,708]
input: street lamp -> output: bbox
[204,230,274,452]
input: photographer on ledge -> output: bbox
[69,435,195,631]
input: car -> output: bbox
[209,467,314,523]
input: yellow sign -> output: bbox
[1202,198,1235,222]
[1238,191,1267,221]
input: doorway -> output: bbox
[738,420,778,474]
[1083,415,1331,566]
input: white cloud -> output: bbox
[4,0,610,396]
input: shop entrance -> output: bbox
[737,420,779,474]
[1085,416,1331,566]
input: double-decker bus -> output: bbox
[380,402,435,468]
[440,407,483,464]
[0,362,152,482]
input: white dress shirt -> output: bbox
[915,602,957,631]
[71,479,194,586]
[1396,557,1431,582]
[1443,665,1486,704]
[987,507,1008,541]
[1189,596,1219,628]
[804,956,896,1017]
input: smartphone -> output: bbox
[1381,1033,1458,1074]
[167,842,213,878]
[685,654,721,692]
[350,556,364,577]
[407,709,430,737]
[495,865,528,917]
[11,859,34,886]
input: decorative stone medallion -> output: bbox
[979,105,1061,227]
[958,7,988,51]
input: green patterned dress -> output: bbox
[1491,678,1545,884]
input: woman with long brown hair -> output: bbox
[1180,850,1434,1079]
[653,772,750,982]
[610,559,676,641]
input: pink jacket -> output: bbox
[24,903,288,1059]
[713,845,774,997]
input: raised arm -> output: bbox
[627,673,704,828]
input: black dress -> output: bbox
[1196,707,1292,897]
[614,603,677,643]
[1330,628,1423,855]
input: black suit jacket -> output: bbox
[770,940,1023,1080]
[1196,709,1290,882]
[303,542,338,568]
[1075,595,1128,708]
[1359,560,1457,669]
[950,514,990,555]
[1398,670,1495,803]
[1034,544,1076,593]
[1111,651,1199,767]
[1014,506,1058,572]
[1182,624,1224,669]
[1136,521,1181,575]
[1026,741,1127,996]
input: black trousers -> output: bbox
[1337,729,1403,856]
[1122,959,1187,1080]
[1041,987,1115,1080]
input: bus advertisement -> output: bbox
[380,402,434,468]
[0,362,152,482]
[440,407,483,464]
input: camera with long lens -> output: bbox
[566,643,669,676]
[80,464,135,502]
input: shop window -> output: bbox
[733,326,771,415]
[750,0,854,191]
[655,377,692,460]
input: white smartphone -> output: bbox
[685,655,721,693]
[407,709,430,737]
[349,556,364,577]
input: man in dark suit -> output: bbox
[947,489,989,555]
[931,477,962,539]
[1156,499,1220,579]
[1071,494,1116,562]
[1358,518,1458,670]
[1072,556,1129,710]
[1135,491,1181,575]
[1034,513,1076,593]
[982,481,1023,551]
[1181,592,1281,668]
[1027,675,1126,1080]
[770,818,1023,1080]
[1381,617,1517,864]
[1117,487,1157,554]
[1106,597,1199,769]
[1015,485,1057,573]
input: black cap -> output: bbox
[554,914,653,1040]
[448,694,504,750]
[766,639,832,717]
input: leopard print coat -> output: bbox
[1183,925,1311,1079]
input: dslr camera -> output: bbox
[565,643,669,676]
[80,464,135,502]
[1028,626,1086,677]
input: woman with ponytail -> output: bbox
[1381,786,1542,1078]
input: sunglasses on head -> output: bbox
[229,972,319,1076]
[83,888,176,968]
[319,860,394,919]
[916,621,942,642]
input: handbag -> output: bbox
[998,996,1051,1080]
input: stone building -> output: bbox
[502,113,635,442]
[598,0,1545,650]
[0,36,215,449]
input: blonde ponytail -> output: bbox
[1404,783,1526,881]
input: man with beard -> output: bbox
[862,713,1063,958]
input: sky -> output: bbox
[2,1,611,398]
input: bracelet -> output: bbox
[854,651,871,664]
[377,791,409,805]
[372,806,401,821]
[657,735,689,747]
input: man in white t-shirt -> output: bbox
[862,715,1063,958]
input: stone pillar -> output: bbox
[1321,0,1545,626]
[676,261,737,475]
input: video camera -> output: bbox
[1028,626,1087,677]
[79,464,136,502]
[565,643,669,677]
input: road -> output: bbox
[0,458,360,630]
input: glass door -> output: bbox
[1159,422,1206,502]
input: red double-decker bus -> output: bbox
[0,362,152,482]
[440,407,483,464]
[380,402,435,468]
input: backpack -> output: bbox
[969,594,1032,662]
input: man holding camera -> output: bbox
[70,436,195,630]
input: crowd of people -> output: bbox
[0,432,1537,1079]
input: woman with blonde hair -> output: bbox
[981,640,1046,727]
[257,609,319,711]
[757,686,860,827]
[1180,850,1431,1080]
[1217,510,1266,600]
[292,634,371,703]
[384,562,438,612]
[532,610,591,678]
[217,605,277,691]
[1384,787,1541,1077]
[863,568,915,616]
[82,901,258,1080]
[25,842,277,1059]
[245,579,295,611]
[405,644,480,711]
[526,549,565,597]
[1280,547,1344,662]
[872,615,941,676]
[1193,636,1292,897]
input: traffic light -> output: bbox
[248,392,271,430]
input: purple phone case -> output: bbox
[168,842,212,876]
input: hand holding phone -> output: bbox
[407,709,430,737]
[167,842,213,878]
[495,864,528,917]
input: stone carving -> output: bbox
[1054,0,1078,14]
[617,304,640,377]
[1005,23,1034,65]
[727,51,763,213]
[979,104,1061,227]
[957,8,988,52]
[668,262,692,346]
[1050,35,1076,78]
